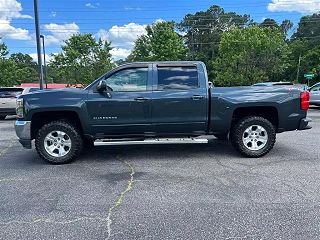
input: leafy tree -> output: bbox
[0,42,38,86]
[10,53,36,68]
[9,53,38,83]
[259,18,293,36]
[128,21,187,61]
[214,26,290,86]
[286,14,320,84]
[280,20,294,36]
[178,5,252,74]
[292,13,320,45]
[260,18,278,29]
[0,59,16,86]
[50,33,114,85]
[286,40,320,85]
[0,42,8,59]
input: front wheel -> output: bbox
[35,121,83,164]
[230,116,276,158]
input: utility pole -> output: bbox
[33,0,44,90]
[40,35,47,88]
[296,54,302,84]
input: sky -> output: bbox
[1,0,320,62]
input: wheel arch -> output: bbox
[231,106,279,130]
[31,111,84,139]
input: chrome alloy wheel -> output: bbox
[44,131,72,157]
[242,125,268,151]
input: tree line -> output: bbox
[0,5,319,87]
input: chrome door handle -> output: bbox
[134,97,150,102]
[191,95,204,100]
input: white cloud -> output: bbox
[124,7,142,11]
[0,19,31,40]
[97,23,146,49]
[154,18,165,23]
[0,0,32,40]
[50,11,57,18]
[110,48,131,61]
[43,23,80,45]
[85,3,99,8]
[97,23,147,60]
[0,0,32,20]
[29,53,54,64]
[268,0,320,13]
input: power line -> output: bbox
[2,1,320,12]
[6,36,320,50]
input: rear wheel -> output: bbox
[35,121,83,164]
[230,116,276,158]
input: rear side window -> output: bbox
[157,66,199,90]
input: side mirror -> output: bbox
[96,80,107,92]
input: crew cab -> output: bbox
[15,61,311,164]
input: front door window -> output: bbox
[106,68,148,92]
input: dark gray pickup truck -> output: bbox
[15,61,311,164]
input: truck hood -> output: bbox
[20,88,89,114]
[23,88,85,96]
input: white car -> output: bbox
[309,83,320,106]
[0,87,39,120]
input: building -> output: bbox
[19,83,84,89]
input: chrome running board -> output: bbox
[94,138,208,146]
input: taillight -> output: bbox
[301,91,310,111]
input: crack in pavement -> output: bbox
[0,216,109,226]
[106,156,135,240]
[0,140,15,157]
[0,178,24,183]
[0,154,136,240]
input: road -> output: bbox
[0,108,320,240]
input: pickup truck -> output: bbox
[15,61,311,164]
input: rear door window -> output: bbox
[157,66,199,90]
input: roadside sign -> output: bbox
[304,73,315,79]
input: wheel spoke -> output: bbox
[252,141,259,150]
[46,144,56,153]
[63,139,72,147]
[243,137,252,145]
[45,134,56,143]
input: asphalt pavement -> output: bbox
[0,108,320,240]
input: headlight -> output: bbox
[16,98,24,118]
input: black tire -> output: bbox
[0,115,6,120]
[214,133,229,140]
[230,116,276,158]
[35,121,83,164]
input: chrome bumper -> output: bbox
[15,121,32,149]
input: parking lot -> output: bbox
[0,108,319,240]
